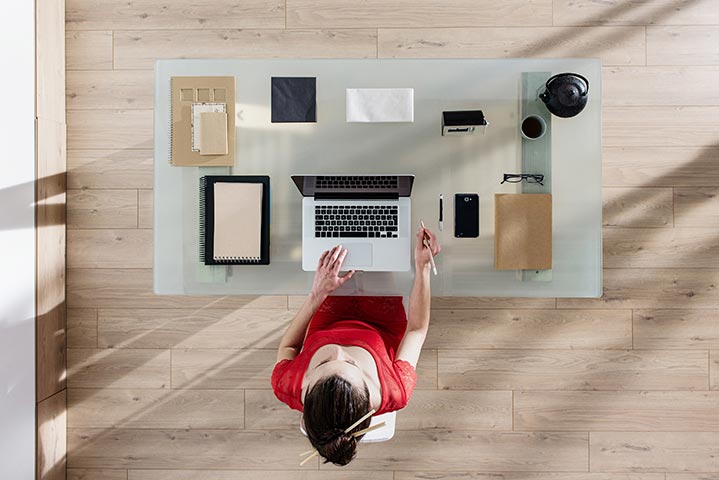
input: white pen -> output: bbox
[419,220,438,276]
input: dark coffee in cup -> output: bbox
[521,115,546,140]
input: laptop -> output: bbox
[291,174,415,272]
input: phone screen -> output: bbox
[454,193,479,238]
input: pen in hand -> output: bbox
[419,220,438,276]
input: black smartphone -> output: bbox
[454,193,479,238]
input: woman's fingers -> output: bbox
[317,249,331,268]
[328,244,342,266]
[333,247,348,272]
[339,269,355,285]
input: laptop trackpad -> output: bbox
[344,243,372,268]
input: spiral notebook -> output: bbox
[200,176,270,265]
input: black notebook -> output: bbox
[200,175,270,265]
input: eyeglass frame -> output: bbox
[501,173,545,186]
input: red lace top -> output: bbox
[271,296,417,415]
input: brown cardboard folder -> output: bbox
[171,76,235,166]
[494,194,552,270]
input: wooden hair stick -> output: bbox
[351,421,386,437]
[345,408,376,433]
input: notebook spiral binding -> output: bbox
[199,176,207,261]
[168,79,173,165]
[214,256,262,263]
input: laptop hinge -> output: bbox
[315,192,400,200]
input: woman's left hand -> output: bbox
[310,245,355,299]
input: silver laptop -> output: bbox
[292,174,415,272]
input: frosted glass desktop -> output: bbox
[154,59,602,297]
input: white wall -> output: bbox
[0,2,37,479]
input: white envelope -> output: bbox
[346,88,414,123]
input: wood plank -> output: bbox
[67,70,153,110]
[68,149,153,189]
[67,348,171,389]
[97,308,293,349]
[515,391,719,431]
[171,348,275,389]
[69,470,127,480]
[66,0,285,30]
[113,29,377,70]
[138,190,152,228]
[67,229,153,268]
[319,431,588,471]
[67,309,97,348]
[604,228,719,268]
[287,0,552,28]
[67,268,287,309]
[590,432,719,472]
[378,27,645,66]
[289,295,556,310]
[36,119,67,403]
[635,309,719,349]
[667,475,719,480]
[36,0,65,123]
[675,187,719,228]
[67,388,244,429]
[712,350,718,390]
[67,189,138,229]
[129,471,392,480]
[603,107,719,147]
[37,390,67,480]
[424,309,632,349]
[65,31,113,70]
[400,390,512,430]
[557,269,719,309]
[244,389,298,430]
[603,67,719,106]
[36,301,67,402]
[67,429,312,470]
[397,474,664,480]
[67,110,153,150]
[438,350,708,390]
[648,26,719,65]
[553,0,719,26]
[603,188,673,227]
[603,147,719,187]
[415,348,437,390]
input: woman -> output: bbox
[272,227,440,466]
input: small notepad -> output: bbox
[200,176,270,265]
[213,183,263,261]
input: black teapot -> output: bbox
[539,73,589,118]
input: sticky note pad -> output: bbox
[346,88,414,123]
[271,77,317,123]
[199,112,228,155]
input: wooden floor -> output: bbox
[65,1,719,479]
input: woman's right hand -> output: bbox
[310,245,355,300]
[415,227,441,273]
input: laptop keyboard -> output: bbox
[315,204,399,238]
[316,176,399,189]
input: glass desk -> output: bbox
[154,59,601,297]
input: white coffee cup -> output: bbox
[521,114,547,140]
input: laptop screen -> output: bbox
[291,174,415,198]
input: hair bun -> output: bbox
[318,429,358,466]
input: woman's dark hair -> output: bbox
[303,375,371,466]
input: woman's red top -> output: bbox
[271,296,417,415]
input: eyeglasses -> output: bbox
[501,173,544,186]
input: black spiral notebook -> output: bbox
[200,175,270,265]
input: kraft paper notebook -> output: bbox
[171,76,235,166]
[494,193,552,270]
[200,176,270,265]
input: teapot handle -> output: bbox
[545,72,589,96]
